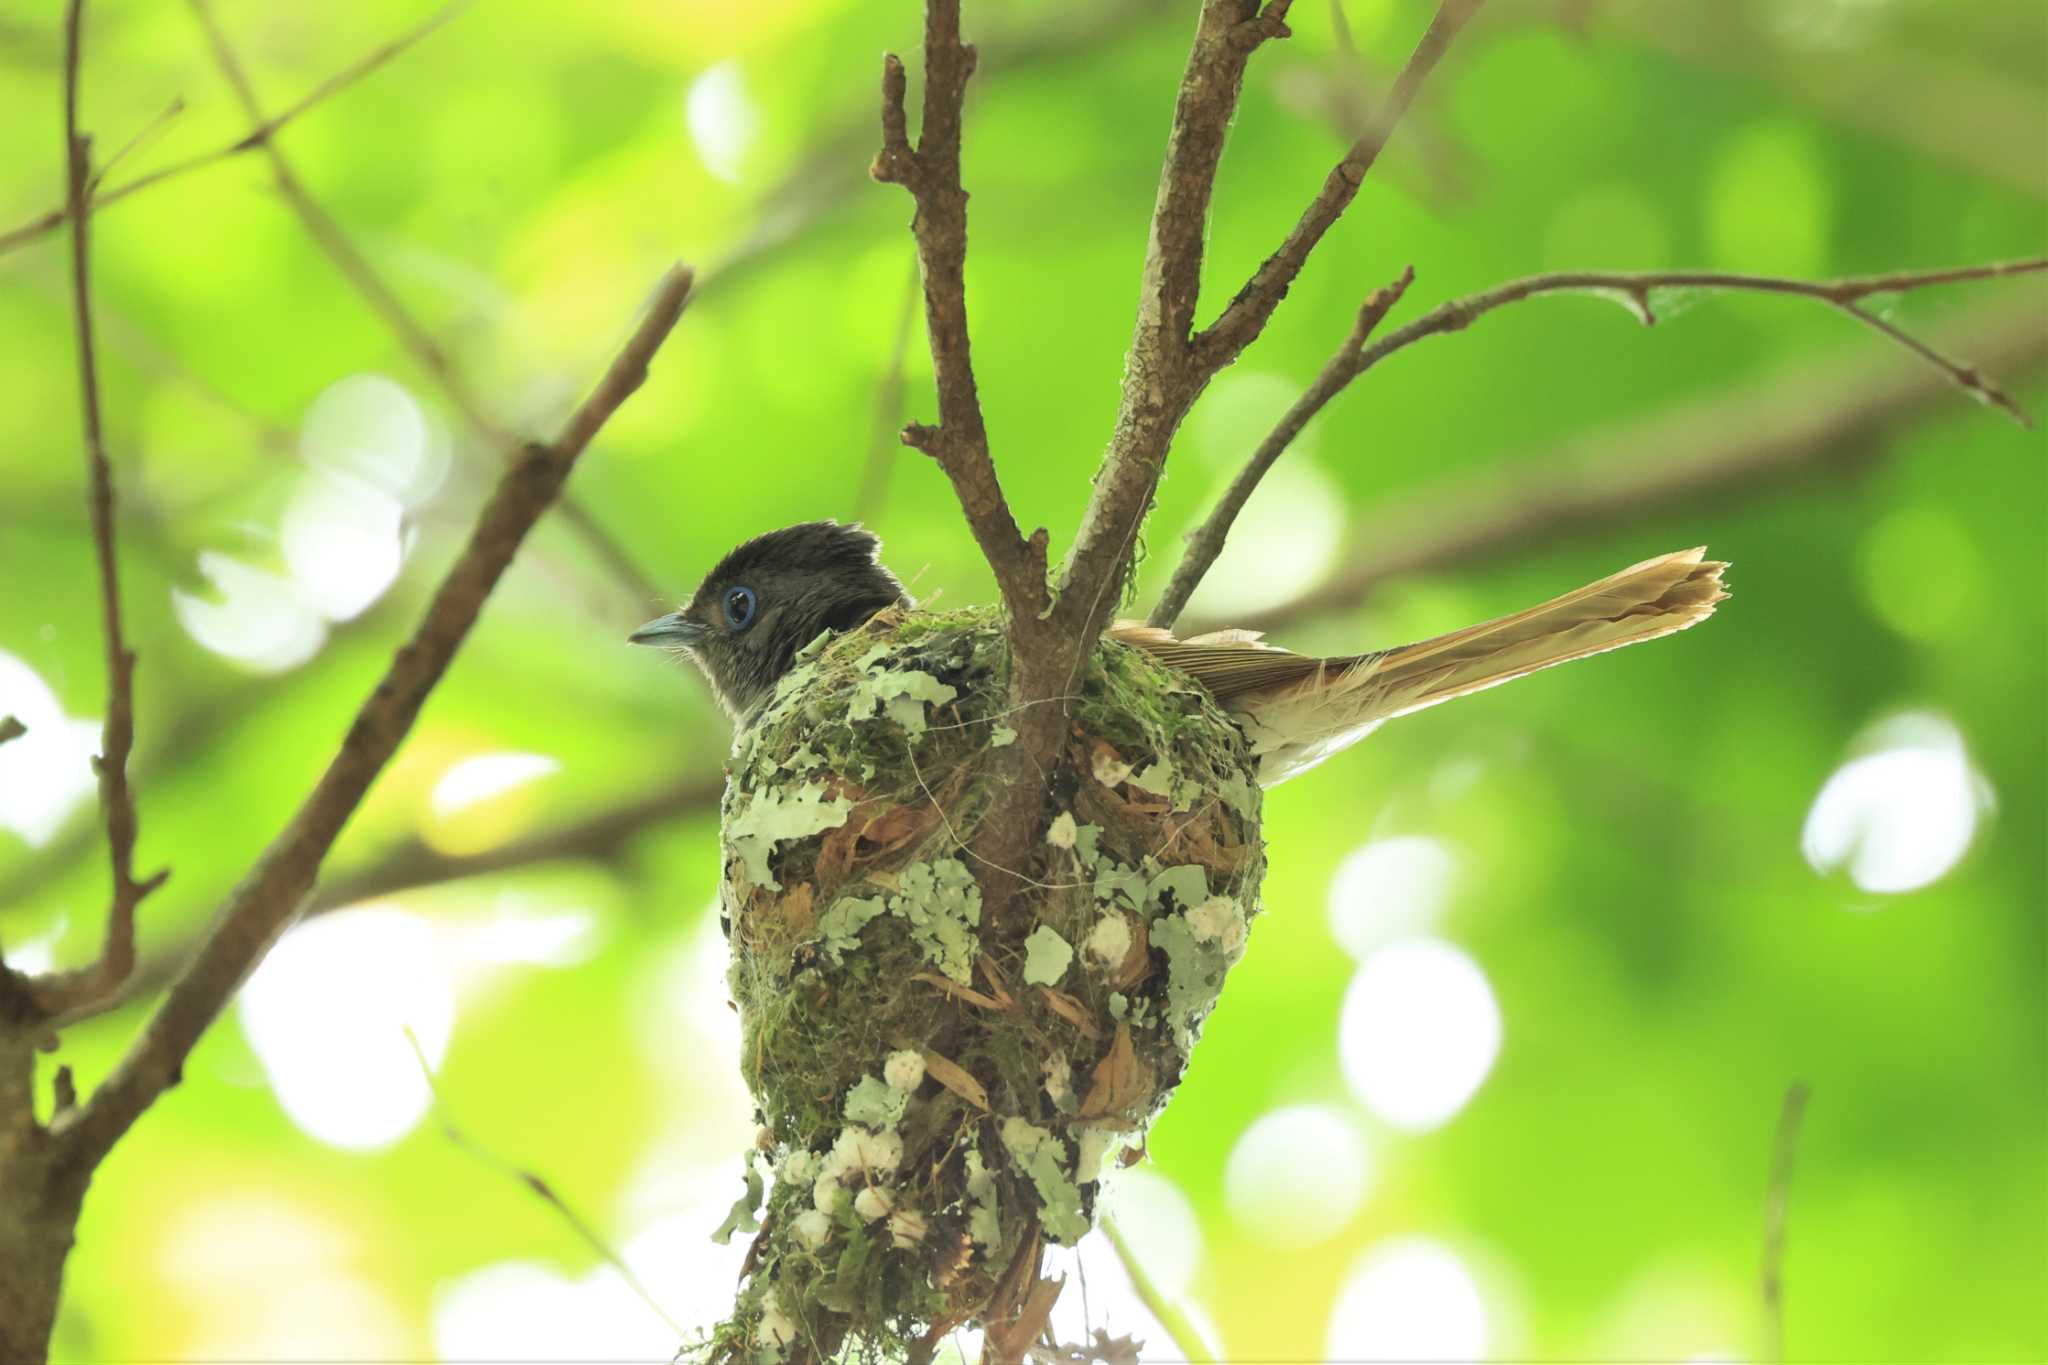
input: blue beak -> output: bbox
[628,612,706,648]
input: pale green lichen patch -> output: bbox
[1021,925,1074,986]
[843,1075,908,1128]
[726,781,854,891]
[888,857,981,984]
[998,1117,1088,1243]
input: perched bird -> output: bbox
[631,521,1727,785]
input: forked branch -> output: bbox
[1155,257,2048,627]
[30,0,169,1023]
[871,0,1049,626]
[54,264,695,1176]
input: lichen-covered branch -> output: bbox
[53,263,694,1177]
[0,0,471,259]
[1149,267,1413,628]
[182,0,664,611]
[1206,292,2047,636]
[1151,257,2045,627]
[27,0,169,1024]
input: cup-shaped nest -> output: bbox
[703,608,1263,1362]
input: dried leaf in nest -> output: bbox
[986,1274,1065,1365]
[912,972,1007,1011]
[1032,1328,1144,1365]
[1078,1023,1154,1127]
[1037,986,1103,1039]
[1107,912,1151,992]
[920,1048,991,1111]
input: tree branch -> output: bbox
[870,1,1048,626]
[1149,266,1412,628]
[1192,0,1485,368]
[0,0,471,259]
[182,0,664,613]
[52,264,695,1175]
[1153,257,2045,627]
[1058,0,1480,655]
[0,717,23,748]
[1201,292,2047,636]
[28,0,170,1023]
[1345,260,2048,425]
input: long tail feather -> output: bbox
[1347,547,1729,721]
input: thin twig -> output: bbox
[1192,0,1485,368]
[404,1028,687,1344]
[1205,291,2047,637]
[55,264,694,1177]
[181,0,665,612]
[1348,261,2048,425]
[1099,1215,1214,1364]
[0,0,471,259]
[855,252,925,521]
[86,97,184,195]
[1761,1082,1810,1365]
[870,1,1047,622]
[1149,266,1412,628]
[32,0,170,1023]
[1153,256,2044,626]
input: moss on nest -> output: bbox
[701,607,1264,1362]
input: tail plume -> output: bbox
[1355,547,1729,721]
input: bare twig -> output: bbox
[0,717,23,747]
[1154,257,2043,626]
[1149,266,1412,628]
[854,253,925,521]
[86,97,184,195]
[0,0,471,259]
[1345,260,2048,426]
[1099,1215,1214,1364]
[1206,292,2047,636]
[1060,0,1479,654]
[404,1028,687,1343]
[1761,1082,1810,1365]
[54,264,694,1175]
[870,1,1048,625]
[181,0,664,612]
[30,0,170,1023]
[1191,0,1485,368]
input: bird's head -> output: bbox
[629,521,912,723]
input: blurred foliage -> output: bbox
[0,0,2043,1359]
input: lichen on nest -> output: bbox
[700,607,1264,1363]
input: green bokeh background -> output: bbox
[1,0,2043,1359]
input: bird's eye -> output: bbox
[723,586,758,631]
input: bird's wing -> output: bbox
[1107,620,1325,701]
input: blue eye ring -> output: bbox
[722,586,758,631]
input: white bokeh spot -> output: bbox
[1340,937,1501,1132]
[1224,1103,1372,1247]
[238,906,454,1150]
[1327,1236,1489,1362]
[172,552,328,674]
[1801,711,1990,896]
[1178,461,1345,619]
[685,60,759,184]
[1327,835,1459,959]
[431,751,562,818]
[0,650,101,846]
